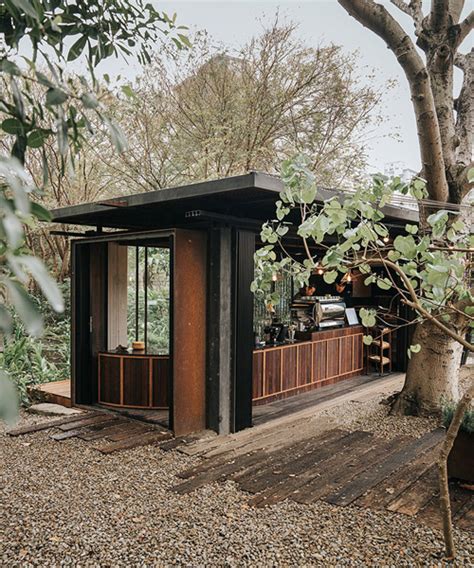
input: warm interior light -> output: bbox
[317,268,324,275]
[272,272,278,281]
[347,272,352,282]
[383,236,390,243]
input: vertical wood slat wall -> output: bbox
[252,326,364,404]
[98,353,169,409]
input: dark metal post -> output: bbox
[144,246,148,350]
[135,245,139,341]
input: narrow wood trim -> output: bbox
[311,342,314,383]
[148,358,153,408]
[98,354,101,402]
[280,348,283,392]
[325,340,329,378]
[119,356,124,406]
[296,344,300,386]
[263,351,267,396]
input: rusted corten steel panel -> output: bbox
[172,229,207,436]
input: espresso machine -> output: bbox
[292,296,346,331]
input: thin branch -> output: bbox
[456,10,474,48]
[390,0,423,34]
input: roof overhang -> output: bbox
[51,171,418,230]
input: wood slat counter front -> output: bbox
[98,352,169,409]
[252,325,364,404]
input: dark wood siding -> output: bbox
[123,357,149,407]
[253,326,364,404]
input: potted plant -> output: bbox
[442,403,474,483]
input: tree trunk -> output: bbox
[392,319,463,415]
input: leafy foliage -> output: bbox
[0,1,187,417]
[252,156,473,355]
[442,403,474,435]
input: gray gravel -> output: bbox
[0,410,472,567]
[320,397,439,440]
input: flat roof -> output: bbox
[52,171,418,229]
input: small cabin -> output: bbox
[51,172,415,437]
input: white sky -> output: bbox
[105,0,470,175]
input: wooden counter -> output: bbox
[252,325,364,404]
[98,352,169,409]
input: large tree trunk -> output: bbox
[392,319,463,415]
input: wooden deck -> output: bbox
[6,410,172,454]
[252,372,392,426]
[174,427,473,533]
[29,379,72,407]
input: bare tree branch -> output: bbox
[430,0,450,32]
[456,10,474,48]
[454,49,473,169]
[337,0,449,201]
[390,0,424,34]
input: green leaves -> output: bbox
[363,335,373,346]
[2,118,25,135]
[3,279,43,336]
[323,270,338,284]
[359,307,376,328]
[407,343,421,359]
[393,235,417,259]
[68,35,88,61]
[46,87,68,106]
[27,129,51,148]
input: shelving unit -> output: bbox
[366,328,392,376]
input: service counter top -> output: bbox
[252,325,364,404]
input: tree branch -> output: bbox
[430,0,450,32]
[390,0,423,34]
[454,49,473,171]
[456,10,474,47]
[337,0,449,202]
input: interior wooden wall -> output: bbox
[107,242,128,350]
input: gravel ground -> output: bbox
[320,397,439,440]
[0,407,472,567]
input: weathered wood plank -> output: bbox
[386,466,438,516]
[172,451,267,494]
[6,412,97,436]
[295,436,415,505]
[325,429,444,507]
[355,446,438,510]
[250,430,373,507]
[96,430,172,454]
[58,414,118,431]
[239,430,356,495]
[416,483,472,531]
[234,429,348,491]
[455,498,474,533]
[106,425,155,442]
[77,419,133,440]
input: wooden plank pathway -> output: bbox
[173,427,473,534]
[6,410,173,454]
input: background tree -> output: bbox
[99,20,390,194]
[0,0,187,418]
[335,0,473,413]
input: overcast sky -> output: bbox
[107,1,467,175]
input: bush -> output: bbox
[442,402,474,435]
[0,280,70,406]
